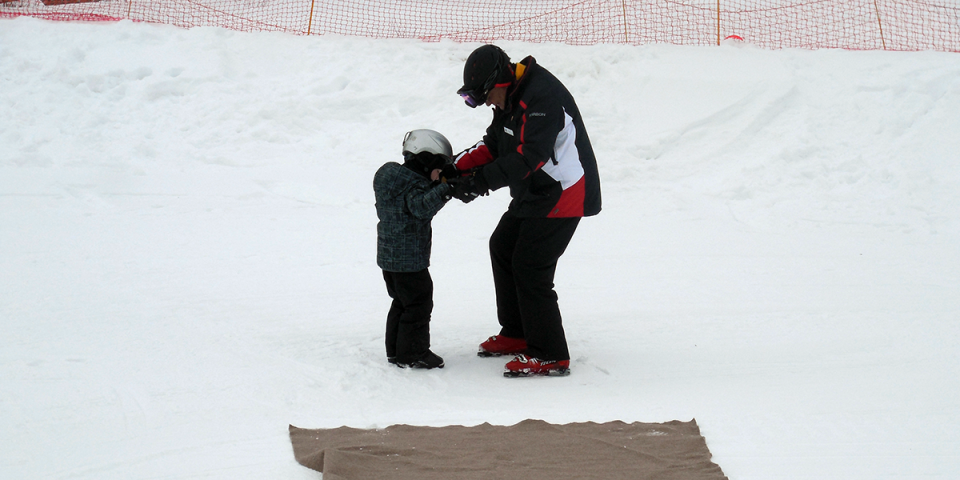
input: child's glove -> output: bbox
[438,164,461,185]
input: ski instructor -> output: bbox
[450,44,602,377]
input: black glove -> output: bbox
[452,170,489,203]
[438,164,460,185]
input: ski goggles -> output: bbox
[458,86,488,109]
[458,80,512,108]
[457,62,505,108]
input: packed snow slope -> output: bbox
[2,16,959,480]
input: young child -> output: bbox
[373,129,455,369]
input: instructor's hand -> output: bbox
[452,170,489,203]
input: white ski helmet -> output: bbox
[402,129,453,161]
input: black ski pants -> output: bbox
[382,269,433,363]
[489,212,580,361]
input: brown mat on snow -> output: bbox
[289,419,727,480]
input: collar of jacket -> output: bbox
[501,55,536,113]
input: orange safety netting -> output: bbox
[2,0,958,52]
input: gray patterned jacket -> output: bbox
[374,162,453,272]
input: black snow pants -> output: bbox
[382,269,433,363]
[489,212,580,361]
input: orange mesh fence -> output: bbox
[2,0,958,52]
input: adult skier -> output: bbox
[451,44,602,377]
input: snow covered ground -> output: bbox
[2,16,959,480]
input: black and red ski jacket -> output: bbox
[455,56,602,218]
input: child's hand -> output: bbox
[430,169,441,182]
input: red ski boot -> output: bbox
[503,354,570,377]
[477,335,527,357]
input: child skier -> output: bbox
[374,129,456,369]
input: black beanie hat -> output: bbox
[460,45,512,95]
